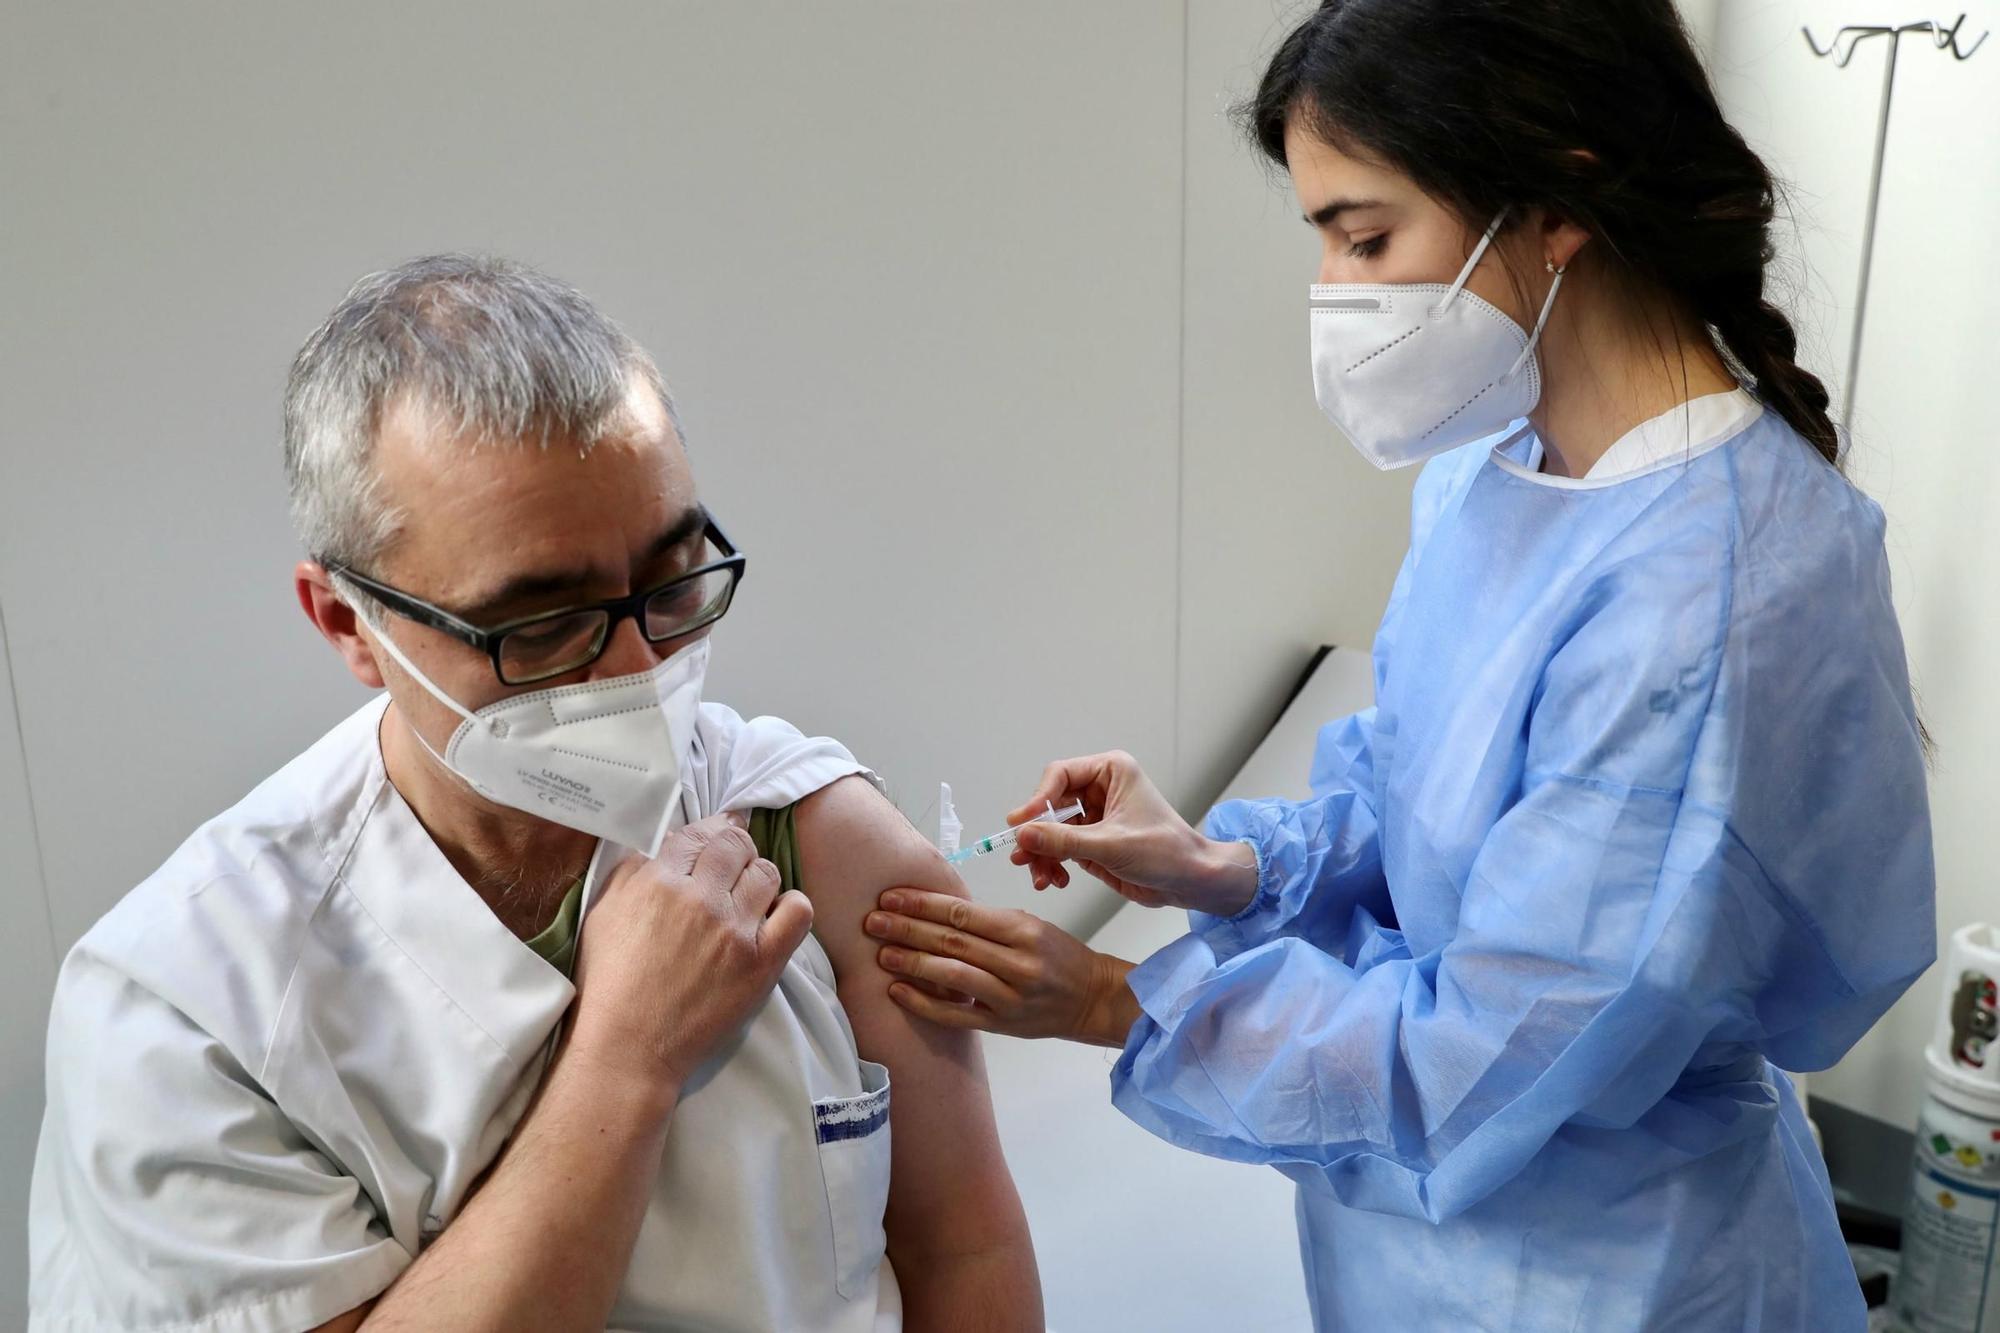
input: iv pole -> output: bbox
[1800,16,1986,424]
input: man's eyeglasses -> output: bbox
[328,510,746,686]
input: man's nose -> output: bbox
[590,616,660,680]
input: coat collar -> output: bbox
[336,699,577,1070]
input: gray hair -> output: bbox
[283,253,679,571]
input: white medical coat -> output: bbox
[29,695,901,1333]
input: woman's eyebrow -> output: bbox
[1305,197,1387,227]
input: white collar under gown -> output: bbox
[1113,402,1935,1331]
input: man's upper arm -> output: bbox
[792,775,1031,1259]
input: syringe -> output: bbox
[946,798,1086,866]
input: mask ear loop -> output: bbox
[1506,257,1567,380]
[1432,210,1511,317]
[337,577,502,794]
[345,593,484,727]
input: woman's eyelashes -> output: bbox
[1346,233,1388,260]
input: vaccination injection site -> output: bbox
[7,1,2000,1330]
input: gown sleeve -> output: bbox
[1110,514,1934,1224]
[1194,708,1392,965]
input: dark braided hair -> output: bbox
[1246,0,1842,466]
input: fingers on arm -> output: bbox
[877,946,1020,1009]
[879,889,1043,949]
[898,975,974,1004]
[866,907,1019,976]
[872,890,1051,1007]
[885,982,997,1031]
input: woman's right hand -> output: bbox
[1007,751,1259,918]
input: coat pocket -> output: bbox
[811,1059,893,1299]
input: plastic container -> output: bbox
[1896,923,2000,1333]
[937,783,963,859]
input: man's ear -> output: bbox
[295,561,386,690]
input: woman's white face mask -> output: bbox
[364,606,708,856]
[1309,210,1565,469]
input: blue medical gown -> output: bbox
[1112,414,1934,1331]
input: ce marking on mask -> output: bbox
[520,767,609,816]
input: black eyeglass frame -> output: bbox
[326,509,746,685]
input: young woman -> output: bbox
[863,2,1936,1327]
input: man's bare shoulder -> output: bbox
[790,776,965,978]
[795,775,941,864]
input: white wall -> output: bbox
[0,1,1402,1321]
[1676,0,1722,51]
[1707,0,2000,1128]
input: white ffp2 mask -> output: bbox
[365,613,708,857]
[1310,211,1564,470]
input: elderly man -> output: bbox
[29,255,1041,1332]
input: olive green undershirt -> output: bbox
[522,877,585,977]
[523,804,801,980]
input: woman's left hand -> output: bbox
[865,889,1141,1047]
